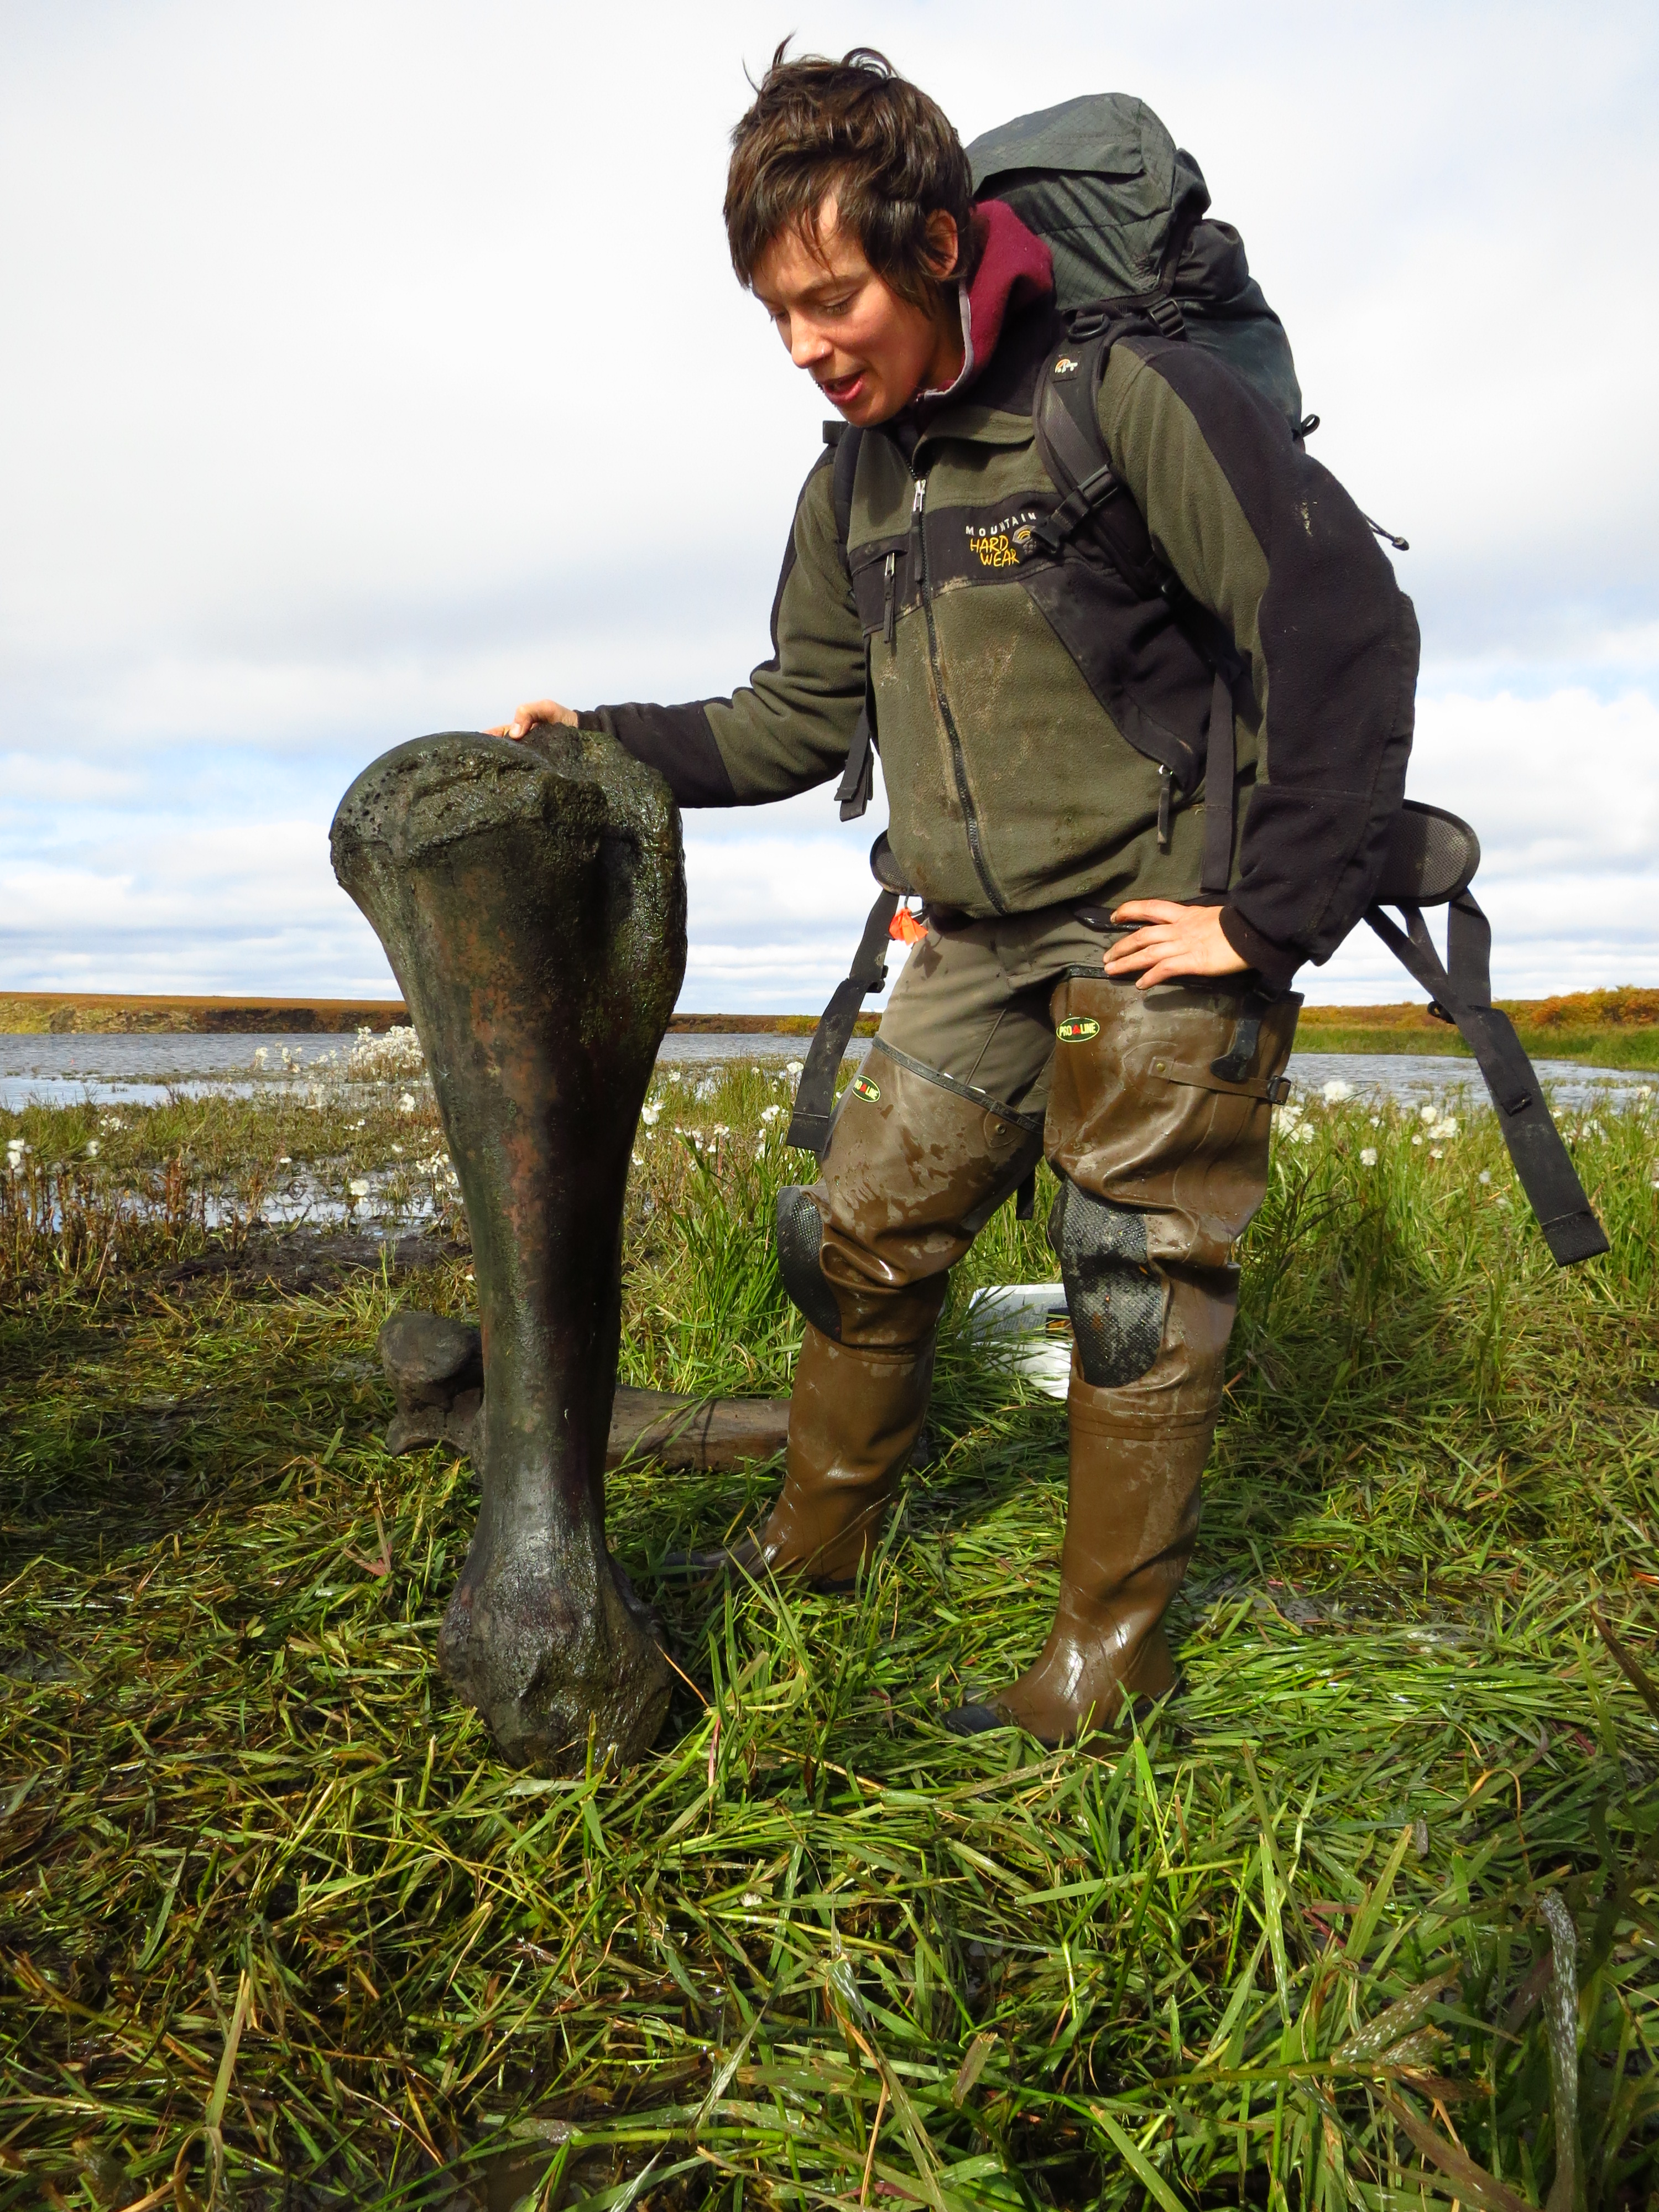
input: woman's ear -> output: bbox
[924,210,961,280]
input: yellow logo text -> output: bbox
[1056,1016,1100,1042]
[969,532,1019,568]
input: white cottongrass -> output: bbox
[1359,1146,1378,1167]
[1479,1171,1491,1184]
[640,1104,662,1127]
[1321,1078,1354,1103]
[785,1059,805,1078]
[347,1178,371,1199]
[346,1025,426,1082]
[760,1104,784,1123]
[84,1140,99,1158]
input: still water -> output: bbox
[0,1030,1649,1115]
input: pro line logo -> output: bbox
[851,1074,882,1103]
[1056,1017,1100,1042]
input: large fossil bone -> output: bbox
[330,728,685,1767]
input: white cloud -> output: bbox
[1,0,1655,1007]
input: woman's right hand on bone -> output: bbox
[487,700,578,739]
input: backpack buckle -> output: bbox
[1146,294,1185,338]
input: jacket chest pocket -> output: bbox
[849,536,910,643]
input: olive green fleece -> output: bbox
[690,320,1413,979]
[702,356,1262,921]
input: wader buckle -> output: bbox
[1209,992,1272,1086]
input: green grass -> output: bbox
[2,1061,1658,2208]
[1286,1022,1659,1071]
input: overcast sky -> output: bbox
[2,0,1656,1010]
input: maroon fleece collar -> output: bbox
[916,200,1055,404]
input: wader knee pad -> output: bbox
[776,1184,842,1343]
[1049,1180,1168,1388]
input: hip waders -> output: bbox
[763,899,1297,1744]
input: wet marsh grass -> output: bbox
[2,1064,1658,2206]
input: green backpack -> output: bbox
[967,91,1307,436]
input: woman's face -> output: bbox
[752,197,963,427]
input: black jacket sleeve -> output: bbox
[1103,337,1419,987]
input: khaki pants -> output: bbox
[807,904,1300,1400]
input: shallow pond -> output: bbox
[0,1029,1650,1115]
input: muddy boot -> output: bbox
[944,1376,1211,1742]
[667,1046,1037,1588]
[331,726,685,1770]
[720,1322,935,1585]
[943,973,1297,1744]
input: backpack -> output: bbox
[968,92,1305,436]
[787,96,1607,1270]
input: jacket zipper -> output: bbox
[883,552,897,648]
[912,470,1006,914]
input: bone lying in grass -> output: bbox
[379,1309,790,1470]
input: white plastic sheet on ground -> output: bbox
[965,1283,1073,1400]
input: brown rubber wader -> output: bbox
[725,1046,1043,1584]
[944,969,1297,1743]
[717,906,1297,1747]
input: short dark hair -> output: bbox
[724,44,975,309]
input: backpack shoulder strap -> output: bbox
[829,421,864,570]
[1034,317,1240,889]
[1030,323,1167,597]
[822,421,875,820]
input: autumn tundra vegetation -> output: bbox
[1,1037,1656,2205]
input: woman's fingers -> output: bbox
[488,700,575,740]
[1101,902,1248,987]
[1110,899,1185,926]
